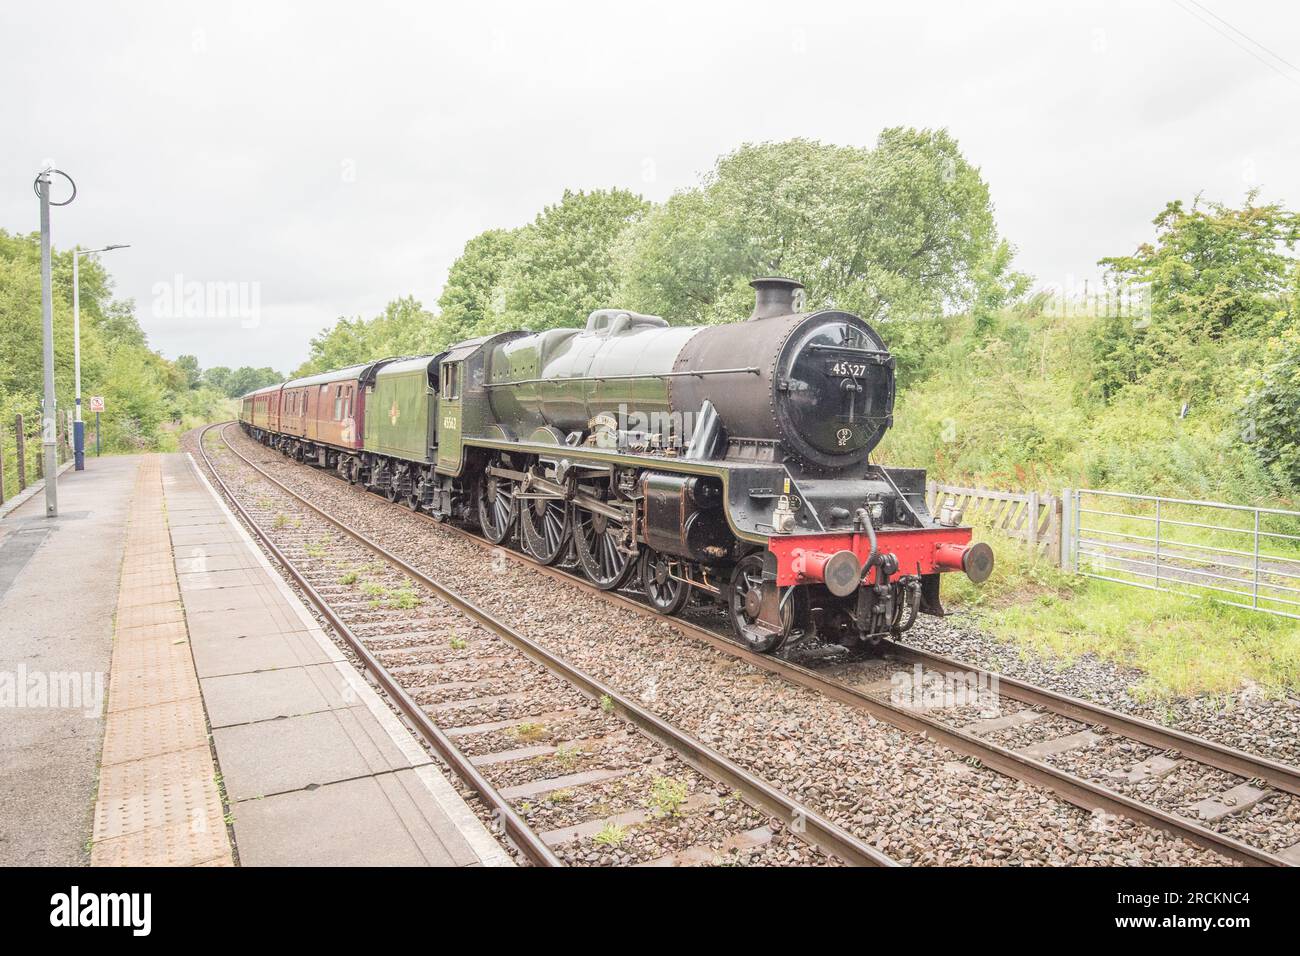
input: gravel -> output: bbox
[905,615,1300,767]
[205,426,1247,866]
[188,428,839,867]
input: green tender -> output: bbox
[365,356,437,463]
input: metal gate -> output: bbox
[1062,488,1300,620]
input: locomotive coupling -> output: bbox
[934,541,995,583]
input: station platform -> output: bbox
[0,451,510,867]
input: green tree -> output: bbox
[1242,316,1300,491]
[294,297,436,377]
[176,354,202,389]
[0,229,231,461]
[1097,191,1300,401]
[494,188,650,333]
[201,366,233,394]
[434,229,518,346]
[617,132,1026,353]
[224,366,283,397]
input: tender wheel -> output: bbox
[639,549,689,615]
[384,476,400,503]
[345,459,361,485]
[574,507,635,590]
[404,488,422,512]
[478,471,517,545]
[520,496,570,565]
[727,553,803,654]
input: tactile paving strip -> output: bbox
[106,653,201,714]
[94,746,226,839]
[90,456,233,867]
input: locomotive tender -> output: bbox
[240,277,992,652]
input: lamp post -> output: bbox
[72,243,129,470]
[35,167,75,517]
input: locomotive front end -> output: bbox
[670,278,995,652]
[667,278,895,472]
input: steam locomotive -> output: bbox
[240,277,992,652]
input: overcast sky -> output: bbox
[1,0,1297,372]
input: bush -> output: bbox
[1241,327,1300,491]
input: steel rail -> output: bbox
[423,512,1289,868]
[224,424,1293,866]
[642,613,1291,867]
[888,642,1300,797]
[196,424,562,868]
[211,423,896,868]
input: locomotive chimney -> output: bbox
[749,277,804,320]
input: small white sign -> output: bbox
[89,396,105,412]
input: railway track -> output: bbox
[214,422,1299,866]
[197,422,896,867]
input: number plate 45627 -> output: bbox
[827,360,867,377]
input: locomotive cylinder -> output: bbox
[641,472,731,562]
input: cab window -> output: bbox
[443,362,461,400]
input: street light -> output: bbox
[72,243,130,470]
[34,167,75,518]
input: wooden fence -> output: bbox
[925,481,1063,565]
[0,411,73,507]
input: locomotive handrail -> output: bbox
[482,366,761,387]
[806,343,892,356]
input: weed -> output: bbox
[387,586,420,609]
[551,745,583,769]
[592,822,628,847]
[648,776,688,818]
[509,722,546,743]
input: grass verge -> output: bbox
[944,520,1300,700]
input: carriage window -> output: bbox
[344,387,353,418]
[334,385,343,420]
